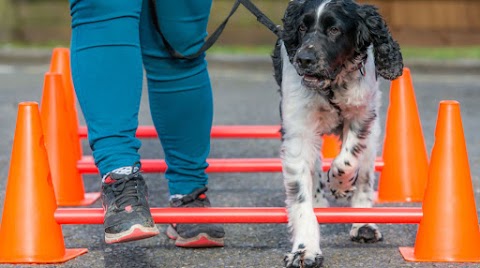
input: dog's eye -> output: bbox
[328,27,340,35]
[298,24,307,32]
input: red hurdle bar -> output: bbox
[78,125,282,139]
[77,157,384,174]
[55,207,422,224]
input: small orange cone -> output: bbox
[399,100,480,262]
[0,102,87,264]
[40,72,100,206]
[49,47,82,160]
[376,68,429,202]
[321,134,341,158]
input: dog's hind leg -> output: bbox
[348,160,382,243]
[349,116,382,243]
[313,155,329,208]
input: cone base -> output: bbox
[399,247,480,263]
[57,192,101,207]
[0,248,88,264]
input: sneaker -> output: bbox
[166,187,225,248]
[102,168,159,244]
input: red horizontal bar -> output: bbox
[55,207,422,225]
[78,125,281,139]
[77,157,384,174]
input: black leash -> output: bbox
[237,0,282,38]
[148,0,282,60]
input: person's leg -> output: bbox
[147,88,213,195]
[139,0,213,196]
[139,0,224,247]
[70,0,143,175]
[70,0,158,244]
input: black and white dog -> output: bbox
[272,0,403,267]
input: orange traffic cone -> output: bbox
[321,134,341,158]
[399,100,480,262]
[40,72,100,206]
[49,47,82,160]
[376,68,429,202]
[0,102,87,264]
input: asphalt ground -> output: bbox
[1,56,480,268]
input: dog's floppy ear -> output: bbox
[356,4,403,80]
[281,0,305,63]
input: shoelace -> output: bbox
[172,187,208,208]
[107,172,143,211]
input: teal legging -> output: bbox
[69,0,213,195]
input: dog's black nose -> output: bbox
[296,50,316,69]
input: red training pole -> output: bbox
[79,125,282,139]
[55,207,422,225]
[77,157,384,174]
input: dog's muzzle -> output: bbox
[302,74,332,92]
[294,50,334,92]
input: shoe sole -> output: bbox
[166,225,224,248]
[105,224,160,244]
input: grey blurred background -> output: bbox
[0,0,479,47]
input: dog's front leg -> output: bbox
[279,41,324,268]
[282,133,324,268]
[327,109,377,199]
[327,108,383,242]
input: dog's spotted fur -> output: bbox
[271,0,403,267]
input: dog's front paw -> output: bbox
[327,169,357,199]
[330,155,358,180]
[284,250,324,268]
[350,223,383,243]
[326,155,359,199]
